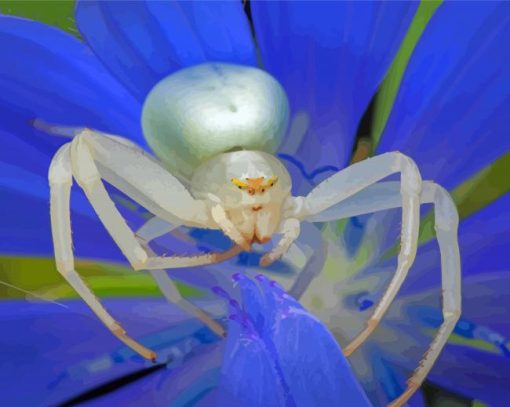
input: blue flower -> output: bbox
[1,1,509,406]
[212,274,371,406]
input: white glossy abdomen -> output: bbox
[142,63,289,179]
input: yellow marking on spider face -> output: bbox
[231,178,249,189]
[265,176,278,187]
[230,176,279,195]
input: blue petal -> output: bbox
[77,343,223,407]
[363,347,428,407]
[260,278,371,406]
[218,334,287,407]
[429,344,510,406]
[0,16,143,146]
[0,128,93,217]
[454,273,510,339]
[409,272,510,345]
[0,16,148,257]
[252,1,417,187]
[377,2,510,190]
[272,310,371,406]
[0,129,94,256]
[0,298,223,406]
[218,297,287,406]
[0,135,132,259]
[233,273,268,337]
[0,148,234,262]
[0,186,127,260]
[393,192,510,295]
[370,353,407,403]
[450,192,510,277]
[401,275,510,405]
[75,0,257,102]
[363,266,510,404]
[217,276,370,405]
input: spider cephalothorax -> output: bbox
[190,149,291,248]
[47,62,460,407]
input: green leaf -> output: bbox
[0,0,80,39]
[371,0,443,149]
[0,256,202,300]
[381,151,510,260]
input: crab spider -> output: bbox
[47,63,460,406]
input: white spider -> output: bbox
[46,63,460,407]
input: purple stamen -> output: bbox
[211,286,231,300]
[229,298,241,311]
[231,272,243,282]
[255,273,267,282]
[229,312,255,334]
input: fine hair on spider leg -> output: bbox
[47,133,231,360]
[299,178,460,406]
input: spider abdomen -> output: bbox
[142,63,289,180]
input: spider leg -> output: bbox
[69,130,240,270]
[294,152,422,350]
[287,222,327,299]
[211,204,252,251]
[49,130,243,358]
[135,216,177,244]
[260,218,301,266]
[43,124,251,253]
[49,144,156,361]
[135,217,226,337]
[305,181,460,406]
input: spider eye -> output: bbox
[265,176,278,188]
[231,178,249,189]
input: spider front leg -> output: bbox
[49,129,241,360]
[260,217,301,267]
[210,204,252,251]
[306,181,461,407]
[295,152,423,354]
[68,129,241,271]
[287,222,327,299]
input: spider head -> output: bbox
[191,150,290,207]
[226,174,286,244]
[191,150,291,243]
